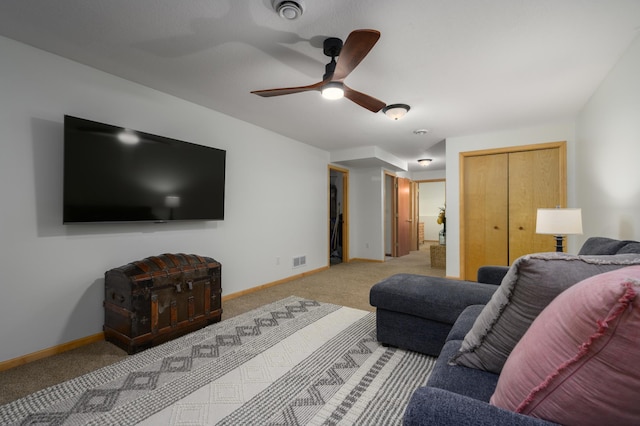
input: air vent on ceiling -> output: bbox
[273,0,304,20]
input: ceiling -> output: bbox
[1,1,639,172]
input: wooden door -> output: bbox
[463,153,509,280]
[396,177,412,257]
[461,142,566,280]
[508,148,562,260]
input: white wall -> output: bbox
[411,169,446,181]
[419,181,446,241]
[576,34,640,242]
[445,122,576,278]
[0,36,329,363]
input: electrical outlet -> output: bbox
[276,257,280,265]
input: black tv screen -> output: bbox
[63,115,226,223]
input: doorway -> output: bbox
[384,173,414,258]
[329,166,349,265]
[417,180,446,245]
[384,173,395,257]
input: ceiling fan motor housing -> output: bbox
[322,37,343,80]
[323,37,343,57]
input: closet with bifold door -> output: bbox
[460,141,566,280]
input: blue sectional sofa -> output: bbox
[369,237,640,425]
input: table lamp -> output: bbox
[536,208,583,252]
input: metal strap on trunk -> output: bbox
[151,294,159,334]
[133,260,151,273]
[149,256,169,271]
[164,253,182,268]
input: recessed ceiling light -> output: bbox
[413,129,430,135]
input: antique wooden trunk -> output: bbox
[104,253,222,354]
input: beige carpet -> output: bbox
[0,244,445,405]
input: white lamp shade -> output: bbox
[164,195,181,208]
[536,208,583,235]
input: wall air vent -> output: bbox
[292,255,307,268]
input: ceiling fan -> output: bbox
[251,29,386,113]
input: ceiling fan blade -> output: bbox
[343,85,386,113]
[251,80,325,97]
[333,29,380,81]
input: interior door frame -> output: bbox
[383,173,419,257]
[384,171,396,257]
[396,176,412,257]
[328,165,349,264]
[410,180,419,251]
[459,141,567,279]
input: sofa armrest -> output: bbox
[477,266,509,285]
[404,387,559,426]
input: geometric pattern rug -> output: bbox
[0,296,436,425]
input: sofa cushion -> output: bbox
[618,241,640,254]
[577,236,640,255]
[445,305,485,342]
[374,308,453,357]
[490,265,640,426]
[404,387,559,426]
[449,252,640,374]
[369,273,496,324]
[577,236,631,255]
[427,339,499,403]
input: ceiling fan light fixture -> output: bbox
[383,103,410,120]
[272,0,304,20]
[322,81,344,100]
[418,158,432,167]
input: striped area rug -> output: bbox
[0,296,436,425]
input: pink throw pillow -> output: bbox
[490,265,640,426]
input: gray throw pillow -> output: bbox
[449,252,640,374]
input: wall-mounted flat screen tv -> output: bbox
[63,115,226,223]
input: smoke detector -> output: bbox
[272,0,304,20]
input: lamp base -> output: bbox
[554,235,564,252]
